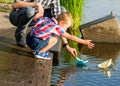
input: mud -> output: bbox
[0,12,52,86]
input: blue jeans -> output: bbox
[9,7,36,35]
[26,32,49,51]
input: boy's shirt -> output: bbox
[30,17,65,40]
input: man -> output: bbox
[9,0,77,57]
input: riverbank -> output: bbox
[0,11,52,86]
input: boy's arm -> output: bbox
[60,36,77,57]
[61,32,94,49]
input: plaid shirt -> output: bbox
[30,17,65,40]
[15,0,61,18]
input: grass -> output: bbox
[0,0,13,4]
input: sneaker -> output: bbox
[17,41,28,48]
[15,33,27,48]
[33,50,43,59]
[34,51,51,60]
[43,52,51,60]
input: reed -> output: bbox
[60,0,85,60]
[60,0,85,35]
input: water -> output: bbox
[83,0,120,23]
[51,43,120,86]
[51,0,120,86]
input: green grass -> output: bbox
[0,0,13,4]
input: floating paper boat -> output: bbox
[98,59,112,69]
[76,57,88,68]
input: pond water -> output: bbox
[83,0,120,23]
[51,43,120,86]
[51,0,120,86]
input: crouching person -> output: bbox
[26,10,94,60]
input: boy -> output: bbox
[26,10,94,59]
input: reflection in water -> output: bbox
[100,68,111,79]
[51,65,77,86]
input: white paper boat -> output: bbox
[98,59,112,69]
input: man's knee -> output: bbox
[60,6,67,12]
[9,11,17,26]
[25,7,36,18]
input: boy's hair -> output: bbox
[57,12,73,26]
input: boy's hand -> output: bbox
[66,45,77,58]
[85,40,95,49]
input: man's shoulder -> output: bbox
[15,0,33,2]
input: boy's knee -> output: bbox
[51,36,58,43]
[54,36,58,43]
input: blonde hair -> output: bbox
[57,12,73,26]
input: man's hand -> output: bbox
[36,2,44,16]
[65,45,77,58]
[33,2,44,20]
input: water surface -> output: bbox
[51,0,120,85]
[51,43,120,86]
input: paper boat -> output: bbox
[76,57,88,65]
[98,59,112,69]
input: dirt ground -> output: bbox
[0,11,52,86]
[0,12,14,29]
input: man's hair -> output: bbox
[57,12,73,26]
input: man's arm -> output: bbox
[12,0,38,9]
[12,0,44,20]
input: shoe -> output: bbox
[17,41,28,47]
[34,51,51,60]
[43,52,51,60]
[34,52,44,59]
[15,33,27,48]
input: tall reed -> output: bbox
[60,0,85,60]
[60,0,85,35]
